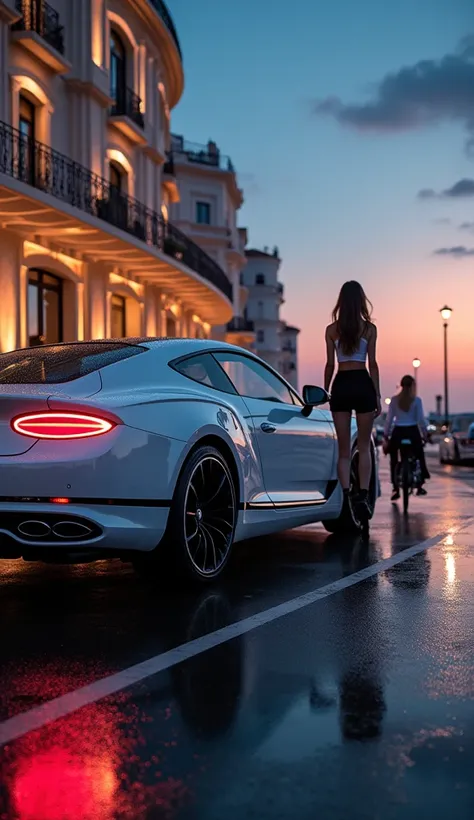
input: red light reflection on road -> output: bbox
[12,749,117,820]
[1,687,193,820]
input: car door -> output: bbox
[214,352,336,506]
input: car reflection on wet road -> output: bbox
[0,456,473,819]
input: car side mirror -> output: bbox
[302,385,329,411]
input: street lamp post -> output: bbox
[412,357,421,384]
[440,306,452,427]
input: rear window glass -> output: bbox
[172,353,236,394]
[0,343,144,384]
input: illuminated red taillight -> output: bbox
[12,412,115,440]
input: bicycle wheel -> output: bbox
[402,459,410,515]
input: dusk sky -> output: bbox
[170,0,473,412]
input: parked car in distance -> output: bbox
[439,414,474,464]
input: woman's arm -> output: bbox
[416,397,428,439]
[367,324,381,413]
[384,399,395,438]
[324,326,335,393]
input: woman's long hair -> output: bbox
[397,375,415,412]
[332,281,373,355]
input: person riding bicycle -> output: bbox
[383,375,430,502]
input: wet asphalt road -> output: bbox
[0,452,473,819]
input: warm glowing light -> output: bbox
[412,357,421,369]
[445,534,454,546]
[445,553,456,584]
[50,497,70,504]
[169,303,180,317]
[23,242,83,278]
[192,314,202,324]
[108,272,143,298]
[161,203,169,222]
[203,322,211,334]
[440,305,453,321]
[158,82,170,119]
[12,413,115,440]
[384,397,391,406]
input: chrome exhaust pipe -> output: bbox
[17,520,51,538]
[52,521,93,540]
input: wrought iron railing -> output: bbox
[110,86,144,129]
[148,0,182,59]
[13,0,64,55]
[170,136,235,172]
[163,153,175,176]
[227,317,254,333]
[0,121,232,302]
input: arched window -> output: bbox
[110,30,126,107]
[19,95,36,183]
[28,270,63,346]
[109,161,123,193]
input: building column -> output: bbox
[0,232,23,352]
[84,261,108,339]
[144,284,157,336]
[232,268,241,317]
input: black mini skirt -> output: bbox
[330,370,377,414]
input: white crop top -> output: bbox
[335,337,368,363]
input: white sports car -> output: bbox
[0,339,378,581]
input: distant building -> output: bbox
[167,135,254,350]
[280,324,300,389]
[242,247,300,387]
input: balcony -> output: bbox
[12,0,68,73]
[109,87,145,144]
[226,317,254,333]
[171,136,235,172]
[148,0,182,59]
[0,120,232,312]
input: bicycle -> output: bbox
[394,437,424,515]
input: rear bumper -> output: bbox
[0,502,170,556]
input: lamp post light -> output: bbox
[439,306,453,427]
[412,357,421,384]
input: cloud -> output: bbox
[417,178,474,199]
[433,245,474,257]
[459,221,474,229]
[432,217,451,224]
[313,36,474,152]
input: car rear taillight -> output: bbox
[12,412,115,440]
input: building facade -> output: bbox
[280,324,299,388]
[242,248,300,388]
[168,134,254,350]
[0,0,233,353]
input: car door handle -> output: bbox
[260,422,276,433]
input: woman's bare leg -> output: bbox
[332,412,352,489]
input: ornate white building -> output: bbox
[0,0,233,352]
[241,247,300,388]
[168,134,255,351]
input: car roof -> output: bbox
[12,337,259,361]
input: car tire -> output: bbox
[323,449,375,535]
[159,445,237,584]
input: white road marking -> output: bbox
[0,521,472,747]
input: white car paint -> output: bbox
[0,338,373,562]
[439,415,474,464]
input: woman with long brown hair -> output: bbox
[324,281,381,522]
[383,375,430,501]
